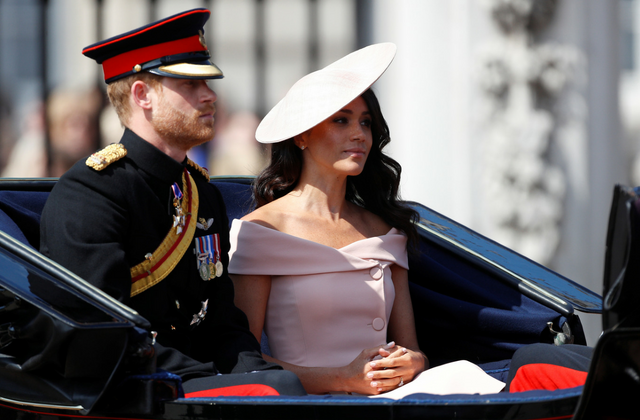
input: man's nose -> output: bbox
[202,82,217,103]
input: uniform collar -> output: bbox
[120,128,187,183]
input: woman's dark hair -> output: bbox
[253,88,419,249]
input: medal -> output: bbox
[198,262,210,281]
[195,234,221,281]
[171,182,186,235]
[190,299,209,326]
[212,233,223,277]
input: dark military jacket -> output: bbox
[40,129,278,379]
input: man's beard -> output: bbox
[151,93,216,151]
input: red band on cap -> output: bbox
[102,34,206,81]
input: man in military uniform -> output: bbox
[40,8,304,396]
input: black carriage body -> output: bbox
[0,177,632,420]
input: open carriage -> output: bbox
[0,176,637,420]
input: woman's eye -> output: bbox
[333,117,347,124]
[361,119,372,127]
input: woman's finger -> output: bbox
[377,341,397,358]
[370,376,404,393]
[385,346,407,359]
[369,351,409,370]
[367,368,400,381]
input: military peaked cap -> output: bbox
[82,8,223,84]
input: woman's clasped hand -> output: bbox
[358,342,427,394]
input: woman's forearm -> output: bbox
[262,353,349,394]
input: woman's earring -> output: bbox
[300,145,306,150]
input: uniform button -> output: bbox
[372,317,385,331]
[369,265,383,280]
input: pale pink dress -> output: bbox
[228,219,505,396]
[229,219,407,368]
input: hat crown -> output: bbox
[256,43,396,144]
[83,8,210,64]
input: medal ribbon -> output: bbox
[171,182,183,200]
[196,235,213,259]
[213,233,221,262]
[195,235,214,263]
[130,168,199,297]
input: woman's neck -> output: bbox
[290,173,350,221]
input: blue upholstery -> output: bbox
[408,239,568,366]
[0,190,48,249]
[213,180,256,224]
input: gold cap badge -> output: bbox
[198,30,208,49]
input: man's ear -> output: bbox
[131,80,154,110]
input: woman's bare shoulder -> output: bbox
[352,204,393,237]
[240,200,289,230]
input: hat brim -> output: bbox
[255,43,396,144]
[149,61,224,79]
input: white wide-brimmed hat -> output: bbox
[255,43,397,144]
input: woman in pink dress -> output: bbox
[229,44,505,396]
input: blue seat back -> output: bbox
[0,190,49,249]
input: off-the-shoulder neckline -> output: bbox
[232,218,400,251]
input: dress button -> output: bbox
[372,317,385,331]
[369,265,383,280]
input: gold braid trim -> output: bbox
[129,170,199,297]
[86,144,127,171]
[187,159,209,179]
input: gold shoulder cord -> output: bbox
[86,144,127,171]
[187,159,210,179]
